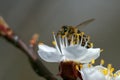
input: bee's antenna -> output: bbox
[75,18,95,28]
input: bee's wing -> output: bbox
[75,18,95,28]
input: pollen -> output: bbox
[80,64,83,69]
[110,67,114,73]
[52,41,56,46]
[107,64,112,70]
[91,59,95,64]
[102,69,108,75]
[100,49,104,53]
[90,43,93,48]
[75,65,79,70]
[88,64,92,68]
[100,59,105,65]
[39,42,44,45]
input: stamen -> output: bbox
[80,64,83,69]
[102,69,108,75]
[39,42,44,45]
[87,36,90,41]
[52,32,61,54]
[61,37,65,47]
[100,49,104,53]
[84,40,89,47]
[91,59,95,65]
[84,36,90,47]
[90,43,93,48]
[75,65,79,70]
[70,36,74,46]
[107,64,112,70]
[59,35,64,54]
[65,37,68,47]
[100,59,104,65]
[110,68,114,73]
[80,32,84,45]
[88,64,92,68]
[76,33,80,44]
[52,41,56,46]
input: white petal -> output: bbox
[115,70,120,75]
[80,67,106,80]
[114,70,120,80]
[38,44,64,62]
[94,65,107,70]
[115,76,120,80]
[62,45,100,63]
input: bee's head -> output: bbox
[58,25,69,35]
[61,26,69,32]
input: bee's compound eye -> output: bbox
[77,30,81,33]
[62,26,68,32]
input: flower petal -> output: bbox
[94,65,107,70]
[114,70,120,80]
[115,75,120,80]
[80,67,106,80]
[38,44,64,62]
[62,45,100,63]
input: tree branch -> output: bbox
[0,16,57,80]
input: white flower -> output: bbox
[80,65,106,80]
[80,59,120,80]
[38,32,101,63]
[114,70,120,80]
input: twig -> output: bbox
[0,16,57,80]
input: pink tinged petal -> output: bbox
[38,44,64,62]
[80,67,106,80]
[62,45,100,63]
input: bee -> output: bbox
[57,18,95,48]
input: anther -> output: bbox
[75,65,79,70]
[100,59,104,65]
[39,42,44,45]
[88,64,92,68]
[102,69,108,75]
[110,68,114,73]
[91,59,95,64]
[52,41,56,46]
[90,43,93,48]
[80,64,83,69]
[100,49,104,53]
[107,64,112,70]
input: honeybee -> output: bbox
[57,18,95,48]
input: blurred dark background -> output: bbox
[0,0,120,80]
